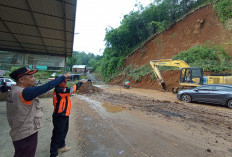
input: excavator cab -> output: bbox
[180,67,203,85]
[150,59,204,92]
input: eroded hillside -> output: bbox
[124,5,232,67]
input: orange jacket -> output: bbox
[53,82,82,116]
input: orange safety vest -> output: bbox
[53,85,77,116]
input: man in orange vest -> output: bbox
[124,80,130,89]
[50,79,84,157]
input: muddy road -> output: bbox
[1,85,232,157]
[75,86,232,157]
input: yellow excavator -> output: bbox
[150,59,232,92]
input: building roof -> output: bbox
[72,65,86,69]
[0,0,77,57]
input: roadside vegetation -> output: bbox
[121,64,178,82]
[214,0,232,22]
[123,65,154,82]
[173,42,232,72]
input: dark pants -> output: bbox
[50,115,69,157]
[13,132,38,157]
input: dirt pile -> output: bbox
[77,83,102,94]
[110,70,180,92]
[161,70,180,91]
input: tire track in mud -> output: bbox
[84,91,232,143]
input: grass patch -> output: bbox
[173,42,232,72]
[214,0,232,23]
[123,64,153,81]
[121,64,179,82]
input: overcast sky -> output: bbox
[73,0,154,55]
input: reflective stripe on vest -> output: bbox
[53,92,71,116]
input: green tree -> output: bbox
[66,57,76,71]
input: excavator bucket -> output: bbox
[161,82,167,91]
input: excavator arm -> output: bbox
[150,60,167,90]
[151,59,190,68]
[150,59,190,91]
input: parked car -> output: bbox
[177,84,232,109]
[51,73,56,77]
[69,74,80,81]
[0,78,16,87]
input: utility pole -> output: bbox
[64,56,67,73]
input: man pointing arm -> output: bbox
[6,67,70,157]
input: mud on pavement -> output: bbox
[66,84,232,156]
[77,83,103,94]
[80,85,232,144]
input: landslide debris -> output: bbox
[110,70,180,92]
[77,83,102,94]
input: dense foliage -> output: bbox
[173,43,231,72]
[123,64,154,81]
[214,0,232,22]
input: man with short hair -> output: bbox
[6,67,70,157]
